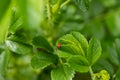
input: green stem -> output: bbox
[46,0,52,25]
[60,0,71,8]
[112,67,120,79]
[46,0,54,37]
[89,67,95,80]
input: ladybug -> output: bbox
[57,43,61,49]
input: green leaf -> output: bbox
[56,31,88,56]
[5,40,32,54]
[8,8,22,34]
[115,38,120,64]
[32,36,54,52]
[0,0,11,21]
[108,38,120,66]
[9,18,22,34]
[67,55,89,72]
[31,52,58,69]
[87,37,102,65]
[92,59,114,75]
[56,50,73,58]
[0,45,4,54]
[0,50,10,75]
[51,64,75,80]
[105,11,120,36]
[71,31,88,54]
[74,0,90,12]
[115,69,120,80]
[87,20,105,40]
[7,28,33,45]
[108,43,119,66]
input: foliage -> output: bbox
[0,0,120,80]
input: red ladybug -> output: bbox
[57,43,61,49]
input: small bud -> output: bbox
[94,70,110,80]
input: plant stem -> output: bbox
[89,67,95,80]
[46,0,52,25]
[46,0,55,37]
[60,0,71,8]
[112,67,120,79]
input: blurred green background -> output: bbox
[0,0,120,80]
